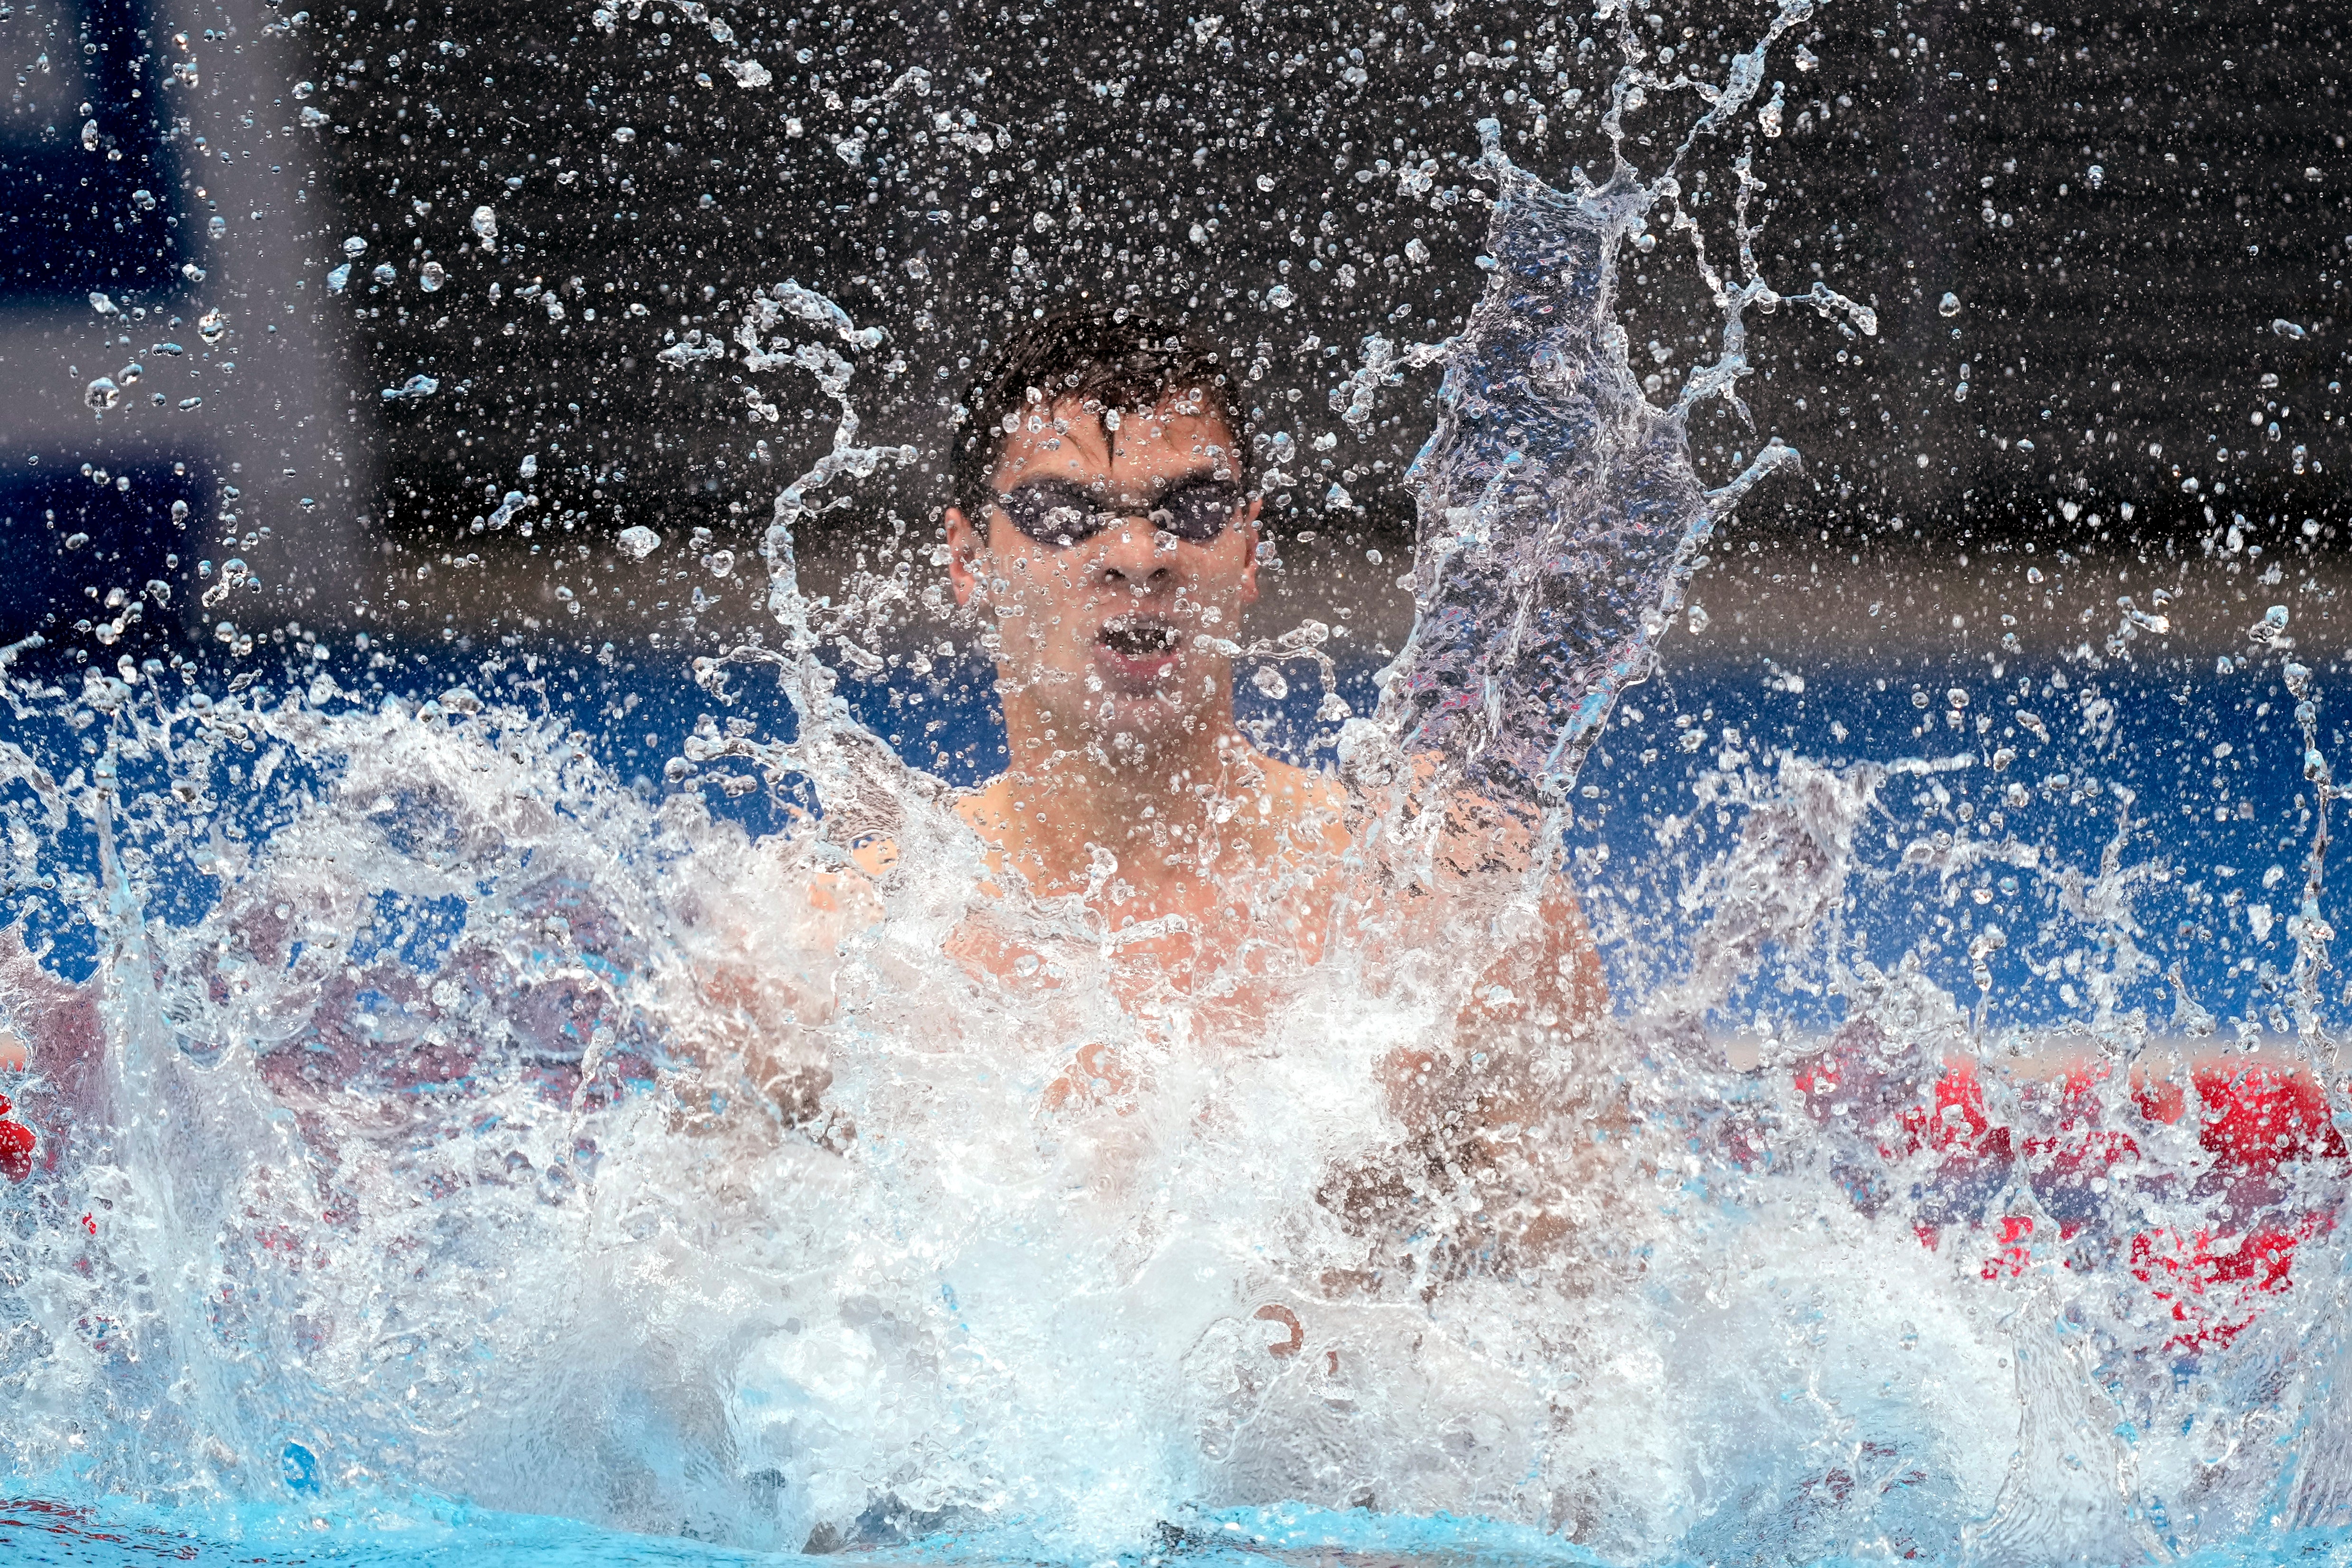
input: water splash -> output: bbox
[4,18,2352,1568]
[1376,107,1866,830]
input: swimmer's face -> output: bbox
[945,393,1260,761]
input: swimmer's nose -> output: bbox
[1093,518,1176,596]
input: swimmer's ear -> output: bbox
[1236,494,1264,607]
[945,506,987,607]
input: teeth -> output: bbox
[1102,622,1176,657]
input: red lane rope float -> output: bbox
[1898,1061,2346,1350]
[0,1091,34,1184]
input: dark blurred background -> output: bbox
[2,0,2347,668]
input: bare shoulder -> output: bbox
[1241,749,1352,854]
[951,775,1017,842]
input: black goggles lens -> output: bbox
[994,479,1243,547]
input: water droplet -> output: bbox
[617,525,662,560]
[419,260,446,293]
[1938,291,1961,317]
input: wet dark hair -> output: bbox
[950,306,1249,518]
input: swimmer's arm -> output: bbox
[676,838,894,1123]
[1454,876,1609,1037]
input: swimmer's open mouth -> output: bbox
[1098,619,1180,659]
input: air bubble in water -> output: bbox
[1255,174,1276,192]
[1938,292,1961,316]
[519,454,538,480]
[612,126,637,143]
[208,215,225,240]
[2086,164,2104,189]
[1267,284,1297,308]
[724,58,771,87]
[80,118,97,151]
[372,263,396,285]
[327,264,351,293]
[2273,318,2307,339]
[419,260,446,293]
[197,309,226,344]
[380,374,440,401]
[617,525,662,559]
[470,204,499,249]
[342,235,368,257]
[84,377,120,411]
[130,189,156,211]
[88,291,116,315]
[1251,666,1289,701]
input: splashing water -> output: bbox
[4,10,2352,1568]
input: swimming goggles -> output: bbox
[990,475,1245,548]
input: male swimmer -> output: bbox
[708,308,1606,1130]
[926,313,1609,1124]
[928,306,1608,1105]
